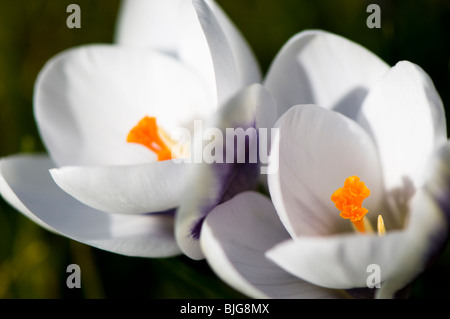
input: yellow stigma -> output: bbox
[377,215,386,236]
[331,176,371,233]
[127,116,188,161]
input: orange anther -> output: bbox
[127,116,173,161]
[331,176,371,233]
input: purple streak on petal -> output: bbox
[145,208,176,217]
[190,121,261,240]
[422,143,450,266]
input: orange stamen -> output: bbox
[127,116,173,161]
[331,176,371,233]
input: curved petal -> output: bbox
[358,61,447,193]
[268,105,385,238]
[50,160,187,215]
[0,157,58,234]
[175,84,275,260]
[0,154,181,257]
[201,192,345,298]
[115,0,187,52]
[264,30,390,120]
[266,231,405,290]
[424,141,450,225]
[115,0,260,106]
[204,0,261,89]
[34,45,213,167]
[115,0,216,99]
[376,188,448,298]
[192,0,261,105]
[267,188,446,297]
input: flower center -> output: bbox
[127,116,187,161]
[331,175,385,235]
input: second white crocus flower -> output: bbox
[200,30,450,298]
[0,0,262,258]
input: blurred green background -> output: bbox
[0,0,449,298]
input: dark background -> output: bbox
[0,0,449,298]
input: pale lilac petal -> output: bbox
[50,161,187,215]
[176,84,276,260]
[0,154,180,257]
[201,192,345,298]
[264,30,390,120]
[34,45,213,167]
[268,105,386,238]
[358,61,447,194]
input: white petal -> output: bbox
[176,84,275,260]
[268,105,385,238]
[115,0,260,106]
[376,188,448,298]
[359,61,447,193]
[34,45,213,167]
[375,141,450,298]
[264,30,390,120]
[50,161,186,215]
[423,141,450,222]
[267,187,446,296]
[201,192,344,298]
[115,0,216,99]
[0,154,180,257]
[0,156,58,234]
[115,0,187,52]
[191,0,236,104]
[266,232,405,290]
[192,0,261,105]
[204,0,261,88]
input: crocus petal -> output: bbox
[203,0,261,89]
[34,45,213,167]
[267,187,446,296]
[50,161,186,215]
[192,0,261,104]
[115,0,216,98]
[264,30,390,120]
[358,61,447,194]
[268,105,385,238]
[201,191,345,298]
[0,154,180,257]
[176,84,276,260]
[266,231,405,290]
[376,188,448,298]
[116,0,260,107]
[374,141,450,298]
[424,141,450,225]
[115,0,188,52]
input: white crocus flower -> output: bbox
[200,30,450,298]
[173,1,276,260]
[0,0,261,258]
